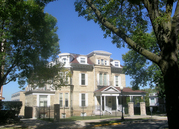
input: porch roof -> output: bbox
[94,86,146,94]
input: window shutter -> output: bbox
[86,74,88,86]
[79,93,81,106]
[79,73,81,85]
[118,76,121,86]
[86,93,88,106]
[97,73,99,85]
[96,59,98,64]
[114,76,116,86]
[107,74,109,85]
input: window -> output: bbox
[79,93,88,107]
[114,75,121,86]
[115,62,119,67]
[62,58,66,64]
[39,95,48,107]
[65,93,68,107]
[79,73,88,86]
[81,94,86,106]
[115,76,118,86]
[80,58,86,63]
[98,73,108,86]
[59,93,63,107]
[105,60,107,65]
[98,59,100,64]
[81,73,85,85]
[104,73,107,85]
[101,59,104,65]
[99,73,103,85]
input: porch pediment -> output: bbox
[103,86,120,93]
[94,86,121,94]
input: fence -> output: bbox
[28,105,128,120]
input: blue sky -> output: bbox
[4,0,137,100]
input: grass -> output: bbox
[40,115,124,122]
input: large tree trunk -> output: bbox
[164,64,179,129]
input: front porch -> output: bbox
[94,86,146,116]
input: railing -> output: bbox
[105,106,112,114]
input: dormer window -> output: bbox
[105,60,107,65]
[62,58,66,64]
[115,62,119,67]
[80,57,86,64]
[101,59,104,65]
[98,59,100,64]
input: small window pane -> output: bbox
[81,74,85,85]
[80,58,86,63]
[81,94,85,106]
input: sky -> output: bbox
[4,0,138,100]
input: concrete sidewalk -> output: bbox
[0,115,168,129]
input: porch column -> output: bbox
[116,96,118,110]
[95,96,97,110]
[100,95,103,111]
[140,102,146,116]
[104,96,106,111]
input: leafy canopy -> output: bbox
[0,0,60,89]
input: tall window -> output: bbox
[65,93,68,107]
[115,76,119,86]
[81,94,86,106]
[104,73,107,85]
[81,73,85,85]
[39,95,47,107]
[80,58,86,63]
[99,73,108,86]
[59,93,63,107]
[99,73,103,85]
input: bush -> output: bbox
[0,101,22,124]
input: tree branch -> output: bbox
[85,0,161,65]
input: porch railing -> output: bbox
[105,106,112,114]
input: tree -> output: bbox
[0,0,60,90]
[75,0,179,128]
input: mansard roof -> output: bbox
[70,54,94,65]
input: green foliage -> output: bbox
[0,101,22,123]
[0,0,60,89]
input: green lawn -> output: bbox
[40,115,124,122]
